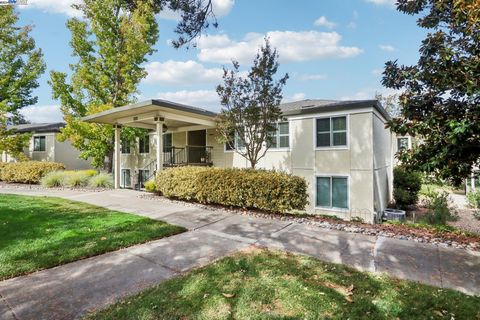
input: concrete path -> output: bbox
[0,188,479,320]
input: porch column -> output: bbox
[114,124,121,189]
[155,117,164,172]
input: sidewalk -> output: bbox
[0,188,479,320]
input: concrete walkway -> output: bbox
[0,188,479,320]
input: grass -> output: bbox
[0,194,185,280]
[88,249,480,320]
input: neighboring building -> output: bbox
[2,123,92,170]
[84,99,396,223]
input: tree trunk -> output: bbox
[104,149,114,173]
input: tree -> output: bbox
[50,0,219,171]
[375,93,401,118]
[0,6,45,160]
[216,38,289,169]
[382,0,480,185]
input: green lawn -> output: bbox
[0,194,185,280]
[89,249,480,320]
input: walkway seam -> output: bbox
[193,214,232,231]
[372,236,385,273]
[124,250,182,275]
[437,247,444,289]
[0,292,18,320]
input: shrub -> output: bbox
[0,161,65,184]
[421,191,457,225]
[144,180,156,192]
[393,167,422,209]
[41,171,66,187]
[89,173,113,188]
[156,167,308,213]
[466,191,480,209]
[64,171,90,187]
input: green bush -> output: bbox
[0,161,65,184]
[393,167,422,209]
[156,167,308,213]
[41,171,66,187]
[466,191,480,209]
[421,191,457,225]
[64,171,90,187]
[144,180,156,192]
[89,173,113,188]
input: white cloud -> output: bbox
[145,60,223,85]
[20,105,63,123]
[313,16,336,29]
[365,0,396,6]
[23,0,81,17]
[379,44,396,52]
[156,90,221,110]
[297,73,328,81]
[197,31,363,64]
[158,0,234,20]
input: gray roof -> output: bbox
[8,122,65,133]
[279,99,390,120]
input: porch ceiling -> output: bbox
[82,99,217,131]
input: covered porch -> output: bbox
[83,99,217,189]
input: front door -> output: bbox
[187,130,206,163]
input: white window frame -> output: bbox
[121,168,131,188]
[267,121,290,151]
[224,130,245,152]
[139,136,150,154]
[314,115,349,150]
[314,174,350,211]
[33,136,46,152]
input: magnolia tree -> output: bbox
[0,6,45,160]
[383,0,480,185]
[216,38,289,169]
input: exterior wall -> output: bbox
[54,135,92,170]
[27,133,56,162]
[117,108,392,223]
[372,112,393,216]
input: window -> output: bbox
[316,176,348,209]
[121,139,131,154]
[225,129,245,151]
[33,136,46,152]
[163,133,172,152]
[316,116,347,148]
[397,137,409,151]
[121,169,131,188]
[267,122,290,149]
[139,136,150,154]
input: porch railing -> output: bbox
[163,146,213,167]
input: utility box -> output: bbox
[383,208,406,222]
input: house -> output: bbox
[2,122,92,170]
[83,99,395,223]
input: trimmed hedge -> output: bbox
[0,161,65,184]
[156,167,308,212]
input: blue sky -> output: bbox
[16,0,426,123]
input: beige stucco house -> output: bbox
[2,123,92,170]
[83,98,395,223]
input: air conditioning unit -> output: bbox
[383,208,406,222]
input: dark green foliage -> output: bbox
[156,166,308,212]
[383,0,480,185]
[0,194,184,280]
[393,167,422,209]
[88,249,480,320]
[422,191,457,225]
[0,161,65,184]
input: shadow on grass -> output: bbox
[88,249,480,320]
